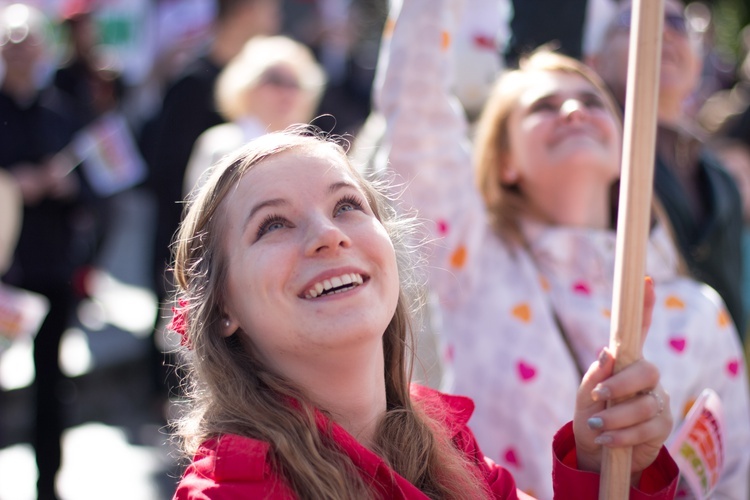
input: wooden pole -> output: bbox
[599,0,664,497]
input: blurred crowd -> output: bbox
[1,0,750,498]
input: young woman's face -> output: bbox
[219,146,400,370]
[504,70,621,193]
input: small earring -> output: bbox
[223,319,231,328]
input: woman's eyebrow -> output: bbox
[576,89,601,100]
[328,180,357,194]
[529,92,556,102]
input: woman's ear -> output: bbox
[500,166,519,184]
[498,151,520,185]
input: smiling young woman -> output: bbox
[167,127,679,499]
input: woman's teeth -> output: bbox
[305,273,364,298]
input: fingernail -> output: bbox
[587,417,604,430]
[594,434,613,445]
[592,384,611,402]
[597,348,610,367]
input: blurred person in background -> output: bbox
[710,30,750,347]
[375,0,750,495]
[588,0,746,339]
[52,0,132,268]
[283,0,387,137]
[143,0,281,300]
[0,170,22,275]
[0,4,98,499]
[54,0,108,130]
[711,140,750,353]
[140,0,281,406]
[183,35,326,195]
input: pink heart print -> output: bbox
[668,337,686,353]
[727,359,740,377]
[444,344,455,363]
[572,280,592,295]
[517,361,537,381]
[504,447,521,467]
[436,219,449,236]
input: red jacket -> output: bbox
[174,386,678,499]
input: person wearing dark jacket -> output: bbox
[142,0,282,301]
[138,0,282,413]
[589,0,746,338]
[0,4,96,499]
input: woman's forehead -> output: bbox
[238,145,358,193]
[516,70,598,103]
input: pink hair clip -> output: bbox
[168,298,192,349]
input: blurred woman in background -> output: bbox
[183,35,326,194]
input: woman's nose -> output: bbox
[304,216,352,256]
[561,99,586,122]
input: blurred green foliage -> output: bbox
[709,0,749,60]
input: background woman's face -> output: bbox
[593,0,701,105]
[219,146,400,374]
[248,64,308,131]
[503,70,621,196]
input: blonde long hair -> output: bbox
[171,128,490,499]
[472,49,623,245]
[472,49,686,277]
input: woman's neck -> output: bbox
[526,176,612,229]
[280,342,388,448]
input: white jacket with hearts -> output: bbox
[374,0,750,498]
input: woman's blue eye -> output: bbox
[335,195,364,215]
[256,215,287,239]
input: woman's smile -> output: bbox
[301,271,368,299]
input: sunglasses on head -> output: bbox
[258,70,301,90]
[611,9,688,35]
